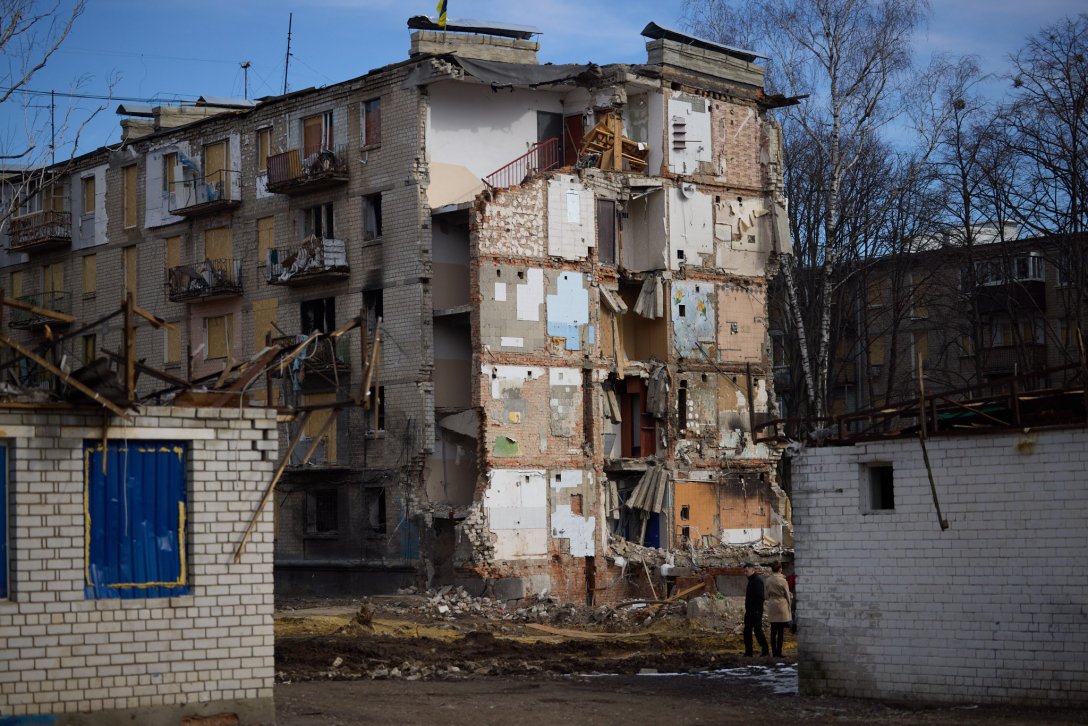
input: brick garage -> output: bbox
[0,406,277,724]
[792,428,1088,705]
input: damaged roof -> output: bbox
[641,22,766,63]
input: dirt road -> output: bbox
[273,592,1088,725]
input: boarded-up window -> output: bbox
[257,216,275,262]
[165,322,182,365]
[123,246,138,296]
[82,333,96,363]
[303,112,333,157]
[82,254,96,296]
[162,153,177,194]
[204,140,229,200]
[303,392,337,462]
[43,262,64,302]
[82,175,95,214]
[362,98,380,145]
[205,314,233,359]
[204,226,232,261]
[257,127,272,172]
[252,298,278,349]
[165,235,182,271]
[869,336,885,366]
[9,271,23,299]
[123,164,137,228]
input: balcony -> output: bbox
[8,291,72,330]
[266,236,349,286]
[7,210,71,253]
[168,171,242,218]
[265,145,349,195]
[974,279,1046,315]
[167,258,243,302]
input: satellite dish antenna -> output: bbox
[679,182,696,199]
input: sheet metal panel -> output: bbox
[84,440,190,599]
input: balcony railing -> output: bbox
[266,236,349,286]
[266,144,349,195]
[9,291,72,330]
[167,258,243,302]
[7,210,71,252]
[484,137,560,189]
[168,170,242,217]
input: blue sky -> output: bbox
[2,0,1084,162]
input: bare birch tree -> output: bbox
[682,0,928,419]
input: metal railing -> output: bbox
[9,290,72,328]
[266,236,348,284]
[167,169,242,213]
[7,210,71,250]
[484,137,560,189]
[167,258,243,301]
[266,144,349,190]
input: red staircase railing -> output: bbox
[484,137,561,189]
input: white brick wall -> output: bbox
[792,428,1088,705]
[0,406,277,721]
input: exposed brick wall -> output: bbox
[0,405,277,722]
[792,428,1088,705]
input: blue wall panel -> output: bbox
[84,441,189,599]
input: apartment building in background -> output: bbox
[0,17,792,603]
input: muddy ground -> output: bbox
[274,591,1088,725]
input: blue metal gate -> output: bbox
[84,441,189,599]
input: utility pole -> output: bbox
[50,90,55,165]
[283,13,293,95]
[241,61,251,100]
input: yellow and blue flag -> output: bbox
[436,0,447,28]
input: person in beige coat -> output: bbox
[765,561,793,658]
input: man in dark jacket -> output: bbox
[742,562,769,657]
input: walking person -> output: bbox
[742,562,769,657]
[765,561,793,658]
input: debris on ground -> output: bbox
[275,586,784,683]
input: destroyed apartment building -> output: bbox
[0,17,792,605]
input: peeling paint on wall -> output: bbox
[671,281,716,358]
[484,469,549,560]
[549,470,596,556]
[547,175,596,260]
[716,284,766,363]
[517,268,545,321]
[546,271,592,351]
[548,368,581,437]
[668,93,712,175]
[668,186,714,269]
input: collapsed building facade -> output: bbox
[0,18,791,603]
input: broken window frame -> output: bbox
[863,463,895,513]
[302,202,334,240]
[363,193,382,241]
[256,126,272,173]
[300,297,336,335]
[596,198,618,266]
[306,487,340,536]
